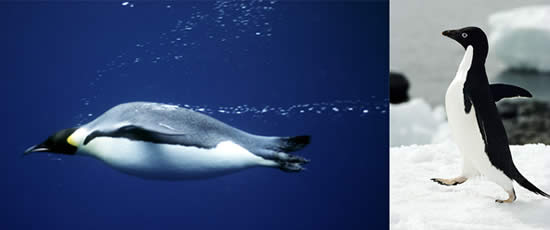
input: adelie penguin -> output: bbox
[431,26,550,203]
[24,102,311,180]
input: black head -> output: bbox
[442,26,488,52]
[24,128,78,155]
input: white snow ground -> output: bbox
[391,143,550,230]
[488,5,550,72]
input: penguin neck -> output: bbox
[455,45,486,81]
[67,127,90,150]
[471,44,487,70]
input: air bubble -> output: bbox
[173,100,387,118]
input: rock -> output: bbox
[390,72,410,104]
[498,100,550,145]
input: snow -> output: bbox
[391,143,550,230]
[390,98,446,146]
[488,5,550,72]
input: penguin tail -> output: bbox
[514,172,550,198]
[277,135,311,153]
[266,135,311,173]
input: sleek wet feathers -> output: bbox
[77,102,311,173]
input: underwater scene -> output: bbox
[1,1,388,229]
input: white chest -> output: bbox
[445,80,483,152]
[445,46,486,158]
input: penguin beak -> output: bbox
[442,30,458,39]
[23,144,50,155]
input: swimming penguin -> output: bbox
[431,26,550,203]
[24,102,311,180]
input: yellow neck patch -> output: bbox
[67,134,78,147]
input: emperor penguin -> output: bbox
[431,26,550,203]
[24,102,311,180]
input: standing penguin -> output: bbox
[431,26,550,203]
[24,102,310,180]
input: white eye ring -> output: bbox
[461,33,468,38]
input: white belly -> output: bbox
[78,138,277,180]
[446,79,488,169]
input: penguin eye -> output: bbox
[461,33,468,38]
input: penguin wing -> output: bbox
[83,125,216,149]
[490,84,532,102]
[464,92,489,148]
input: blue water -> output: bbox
[1,1,388,229]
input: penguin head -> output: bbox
[24,128,78,155]
[442,26,488,52]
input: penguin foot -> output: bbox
[276,152,309,164]
[278,162,305,172]
[274,153,308,172]
[431,177,467,186]
[496,190,516,203]
[286,155,310,164]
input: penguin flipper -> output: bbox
[490,84,532,102]
[83,125,213,149]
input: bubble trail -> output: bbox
[169,99,388,117]
[82,0,279,116]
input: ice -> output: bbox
[390,98,445,147]
[391,143,550,230]
[488,5,550,72]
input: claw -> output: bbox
[496,190,516,203]
[431,177,467,186]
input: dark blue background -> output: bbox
[1,1,388,229]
